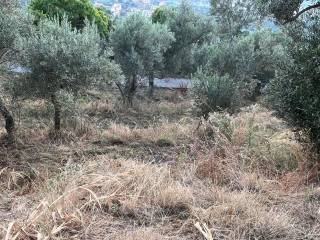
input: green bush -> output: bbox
[194,30,288,101]
[193,70,236,119]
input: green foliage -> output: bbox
[193,70,236,118]
[265,13,320,150]
[256,0,304,23]
[152,5,171,24]
[0,4,25,141]
[156,1,214,76]
[195,29,287,101]
[0,10,16,61]
[250,29,289,87]
[11,17,121,129]
[14,17,117,98]
[110,13,174,104]
[211,0,259,37]
[29,0,111,36]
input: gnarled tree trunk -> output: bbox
[0,97,15,143]
[148,72,155,97]
[125,76,137,107]
[51,94,61,131]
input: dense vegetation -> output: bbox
[29,0,111,36]
[0,0,319,153]
[0,0,320,239]
[1,0,319,154]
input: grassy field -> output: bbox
[0,88,319,239]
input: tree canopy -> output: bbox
[153,2,215,75]
[266,12,320,150]
[29,0,111,36]
[211,0,259,36]
[256,0,320,23]
[111,13,174,103]
[13,17,120,130]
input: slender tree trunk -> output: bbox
[0,97,15,143]
[148,73,154,97]
[51,94,61,131]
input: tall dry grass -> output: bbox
[1,96,319,240]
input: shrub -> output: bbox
[194,29,288,101]
[193,70,236,119]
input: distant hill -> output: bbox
[21,0,210,15]
[93,0,210,15]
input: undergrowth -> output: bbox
[0,90,319,240]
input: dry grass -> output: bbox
[1,90,319,240]
[111,228,172,240]
[205,104,312,176]
[102,120,193,146]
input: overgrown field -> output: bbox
[1,89,319,240]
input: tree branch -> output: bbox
[0,48,11,65]
[285,2,320,23]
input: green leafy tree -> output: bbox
[110,13,174,103]
[0,2,22,142]
[14,17,120,131]
[194,29,287,101]
[153,1,214,76]
[29,0,111,36]
[265,13,320,150]
[256,0,320,23]
[211,0,259,37]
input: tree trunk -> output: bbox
[125,76,137,107]
[148,73,154,97]
[0,97,15,143]
[51,94,61,131]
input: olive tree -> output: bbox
[195,28,287,100]
[0,4,20,142]
[153,1,214,76]
[211,0,259,37]
[110,13,174,103]
[256,0,320,23]
[265,13,320,151]
[14,17,120,131]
